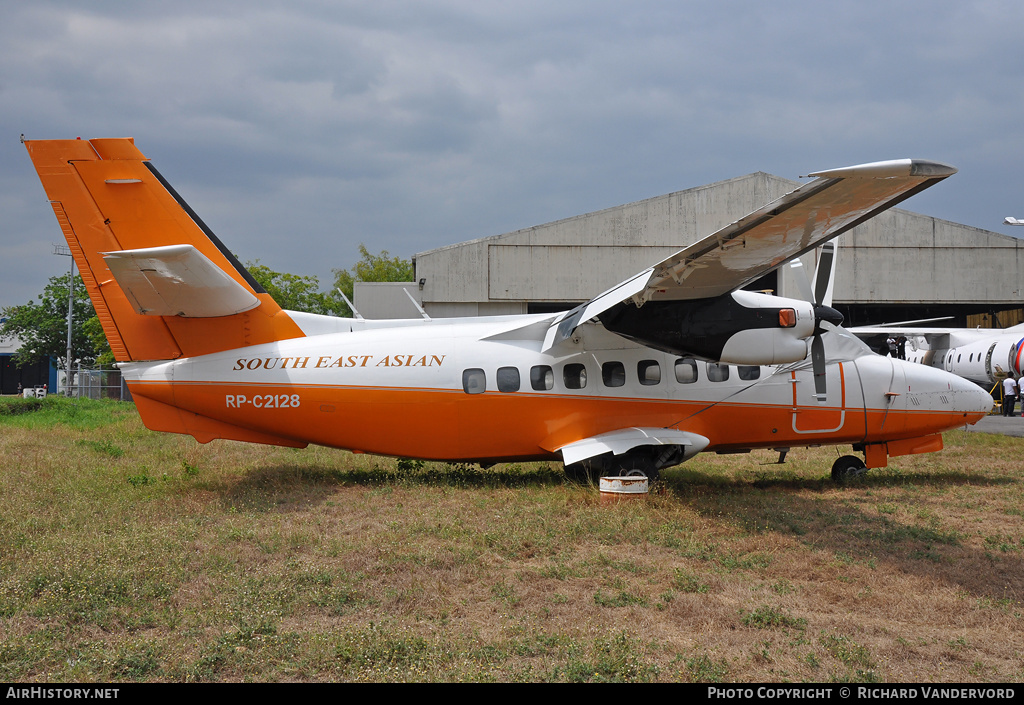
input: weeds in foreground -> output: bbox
[0,398,1021,682]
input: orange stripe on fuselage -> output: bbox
[129,380,981,462]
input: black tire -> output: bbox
[832,454,867,482]
[616,457,660,481]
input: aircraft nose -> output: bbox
[954,375,996,418]
[901,361,993,424]
[934,366,993,418]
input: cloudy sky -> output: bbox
[2,0,1023,308]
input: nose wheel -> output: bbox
[831,454,867,482]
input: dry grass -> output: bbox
[0,398,1021,682]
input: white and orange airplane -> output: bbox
[24,137,992,481]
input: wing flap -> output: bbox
[103,244,260,317]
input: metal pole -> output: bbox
[65,258,75,396]
[53,244,75,396]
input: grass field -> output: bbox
[0,397,1021,682]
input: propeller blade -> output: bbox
[811,334,827,402]
[789,258,815,303]
[813,241,837,307]
[794,243,841,403]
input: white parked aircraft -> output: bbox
[850,321,1024,389]
[24,138,992,481]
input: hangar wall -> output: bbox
[402,172,1024,323]
[0,334,57,395]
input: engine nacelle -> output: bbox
[599,289,816,364]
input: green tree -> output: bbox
[0,273,111,369]
[332,245,415,317]
[81,315,115,369]
[245,261,344,316]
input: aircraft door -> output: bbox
[789,362,860,436]
[985,342,997,382]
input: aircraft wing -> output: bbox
[852,320,1024,337]
[848,326,958,339]
[848,324,1019,354]
[848,329,949,359]
[544,159,957,350]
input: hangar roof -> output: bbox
[411,171,1024,316]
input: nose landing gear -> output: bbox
[831,454,868,482]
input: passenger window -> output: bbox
[530,365,554,391]
[602,361,625,387]
[497,367,520,392]
[738,365,760,381]
[637,360,661,385]
[564,363,587,390]
[707,362,730,382]
[463,368,486,394]
[675,358,698,384]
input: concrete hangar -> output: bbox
[355,170,1024,328]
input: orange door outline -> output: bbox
[791,363,846,434]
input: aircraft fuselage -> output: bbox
[123,316,992,465]
[901,330,1024,387]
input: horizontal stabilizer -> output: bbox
[557,427,710,466]
[103,245,260,317]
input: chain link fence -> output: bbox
[60,368,132,401]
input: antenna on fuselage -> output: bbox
[337,289,364,320]
[404,288,431,321]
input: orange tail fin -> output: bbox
[24,137,304,362]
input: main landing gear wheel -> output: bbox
[563,461,660,484]
[831,455,868,482]
[618,459,660,482]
